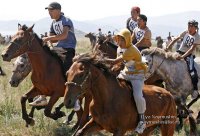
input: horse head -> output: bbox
[9,53,31,87]
[2,24,34,61]
[64,55,92,108]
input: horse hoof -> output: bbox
[62,119,71,125]
[29,119,35,126]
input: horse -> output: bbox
[85,32,96,49]
[1,24,85,127]
[64,52,177,136]
[142,47,200,135]
[155,36,164,49]
[0,34,5,45]
[94,35,117,59]
[9,53,31,87]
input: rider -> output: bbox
[29,2,78,107]
[132,14,152,52]
[105,28,147,134]
[166,19,200,99]
[126,6,140,34]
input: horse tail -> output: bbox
[0,66,6,76]
[160,93,177,136]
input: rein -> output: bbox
[145,49,166,80]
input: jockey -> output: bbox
[29,2,78,108]
[132,14,152,52]
[126,6,140,34]
[105,28,147,134]
[166,19,200,99]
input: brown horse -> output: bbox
[1,24,84,127]
[64,52,177,136]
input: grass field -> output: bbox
[0,38,200,136]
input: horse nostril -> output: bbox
[2,53,8,59]
[9,80,14,85]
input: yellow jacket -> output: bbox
[116,28,147,74]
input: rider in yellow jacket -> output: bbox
[105,28,147,134]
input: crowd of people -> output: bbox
[24,2,200,134]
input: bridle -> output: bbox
[9,32,35,54]
[65,69,91,97]
[145,49,166,80]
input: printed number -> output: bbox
[185,36,195,47]
[130,22,137,30]
[136,31,144,40]
[54,24,62,34]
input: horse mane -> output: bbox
[106,41,118,50]
[141,47,179,60]
[32,32,66,77]
[74,51,115,76]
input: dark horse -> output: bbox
[85,32,96,49]
[95,35,117,59]
[1,24,83,127]
[64,52,177,136]
[155,36,164,49]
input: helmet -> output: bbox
[188,20,198,28]
[131,6,140,14]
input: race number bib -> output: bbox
[183,34,195,47]
[53,21,63,35]
[129,19,138,31]
[135,29,145,41]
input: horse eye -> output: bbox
[20,64,24,68]
[80,65,85,71]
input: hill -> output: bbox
[0,11,200,38]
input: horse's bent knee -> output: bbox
[21,95,28,103]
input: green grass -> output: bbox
[0,39,200,135]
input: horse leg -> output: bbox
[188,116,198,136]
[187,95,200,109]
[73,93,92,133]
[44,94,65,120]
[67,110,75,124]
[160,123,176,136]
[196,111,200,124]
[78,93,92,128]
[72,105,83,131]
[21,87,40,127]
[27,98,45,118]
[73,119,103,136]
[55,102,76,125]
[113,130,126,136]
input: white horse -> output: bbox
[142,48,200,100]
[142,47,200,134]
[9,53,32,87]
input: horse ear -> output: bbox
[18,23,22,30]
[27,24,35,32]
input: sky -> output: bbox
[1,0,200,21]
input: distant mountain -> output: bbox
[0,11,200,38]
